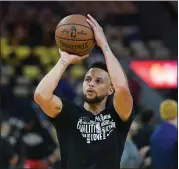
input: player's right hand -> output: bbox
[59,49,89,65]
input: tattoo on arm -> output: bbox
[60,60,68,67]
[104,46,109,51]
[55,105,62,112]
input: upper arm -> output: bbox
[34,94,63,118]
[113,86,133,121]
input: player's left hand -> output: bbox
[86,14,107,48]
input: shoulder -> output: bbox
[60,97,76,105]
[55,97,79,115]
[150,125,163,141]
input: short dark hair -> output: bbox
[141,109,154,124]
[88,62,108,73]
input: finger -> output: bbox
[59,49,63,57]
[58,48,61,53]
[87,14,99,26]
[80,54,89,60]
[86,18,96,29]
[59,48,65,54]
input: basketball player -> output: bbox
[34,14,134,169]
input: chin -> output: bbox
[86,96,95,102]
[86,94,95,99]
[84,94,106,104]
[86,97,96,101]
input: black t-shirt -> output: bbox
[49,98,134,169]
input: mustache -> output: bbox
[86,88,96,93]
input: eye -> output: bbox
[85,77,91,82]
[96,79,103,84]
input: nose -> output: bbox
[88,80,95,87]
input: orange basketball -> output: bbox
[55,14,95,56]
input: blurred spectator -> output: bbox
[0,120,19,169]
[121,121,147,169]
[15,113,60,169]
[133,109,155,169]
[0,138,18,169]
[133,109,155,149]
[150,99,177,169]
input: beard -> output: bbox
[83,93,107,104]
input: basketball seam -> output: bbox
[55,36,95,41]
[56,24,93,31]
[61,48,92,55]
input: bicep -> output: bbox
[37,94,63,118]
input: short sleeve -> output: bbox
[48,98,77,130]
[109,105,135,135]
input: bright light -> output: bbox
[130,61,177,88]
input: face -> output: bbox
[83,68,113,104]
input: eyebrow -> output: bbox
[96,77,103,81]
[85,76,103,79]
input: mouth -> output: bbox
[86,89,96,93]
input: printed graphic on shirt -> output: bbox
[77,114,116,144]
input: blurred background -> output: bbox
[0,1,178,169]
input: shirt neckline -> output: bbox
[80,105,109,117]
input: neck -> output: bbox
[83,99,107,115]
[167,118,177,128]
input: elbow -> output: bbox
[34,90,41,104]
[34,88,45,104]
[34,89,52,104]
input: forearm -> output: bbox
[101,43,128,89]
[35,58,69,100]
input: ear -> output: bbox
[108,86,114,96]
